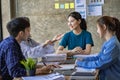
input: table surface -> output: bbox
[13,59,99,80]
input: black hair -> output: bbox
[68,11,87,30]
[22,17,30,23]
[112,17,120,42]
[97,16,120,41]
[6,17,30,37]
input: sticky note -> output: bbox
[55,3,59,9]
[70,3,74,9]
[60,4,64,9]
[65,3,69,9]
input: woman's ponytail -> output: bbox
[80,18,87,30]
[113,17,120,42]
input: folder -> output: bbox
[73,53,98,59]
[42,54,67,62]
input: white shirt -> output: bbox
[20,38,55,58]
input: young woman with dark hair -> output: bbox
[76,16,120,80]
[57,12,94,56]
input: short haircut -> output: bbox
[6,17,30,37]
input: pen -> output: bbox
[42,61,47,66]
[41,57,47,66]
[73,57,77,70]
[74,65,77,70]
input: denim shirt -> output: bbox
[76,36,120,80]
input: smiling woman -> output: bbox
[56,12,94,56]
[75,16,120,80]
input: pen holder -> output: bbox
[26,69,36,76]
[20,58,37,76]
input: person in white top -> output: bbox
[20,34,63,58]
[20,17,64,58]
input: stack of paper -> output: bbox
[71,67,97,80]
[42,54,67,62]
[22,73,65,80]
[76,67,95,73]
[73,53,98,59]
[37,62,60,66]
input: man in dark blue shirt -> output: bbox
[0,17,60,80]
[0,17,30,80]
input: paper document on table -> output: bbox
[22,73,65,80]
[72,67,96,77]
[54,64,75,70]
[73,53,98,59]
[42,54,66,62]
[76,67,96,73]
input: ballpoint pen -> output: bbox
[73,57,77,70]
[42,60,47,66]
[74,65,77,71]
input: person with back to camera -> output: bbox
[75,16,120,80]
[56,11,94,57]
[20,17,64,59]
